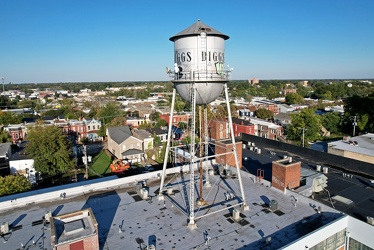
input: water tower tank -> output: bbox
[170,19,230,104]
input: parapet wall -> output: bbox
[240,133,374,178]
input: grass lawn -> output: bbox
[89,151,113,177]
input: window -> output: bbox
[137,143,140,148]
[130,144,133,149]
[309,229,346,250]
[88,126,91,130]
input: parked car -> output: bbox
[145,164,154,171]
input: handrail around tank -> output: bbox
[169,70,231,81]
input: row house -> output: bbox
[126,117,147,129]
[5,118,103,143]
[238,106,256,119]
[66,119,87,141]
[85,118,102,141]
[249,117,282,140]
[205,119,228,140]
[232,117,255,137]
[160,113,191,127]
[146,127,168,143]
[3,125,27,143]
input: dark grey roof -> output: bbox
[0,143,11,157]
[134,129,152,140]
[146,127,167,135]
[107,126,132,144]
[122,149,143,157]
[170,19,229,41]
[232,117,252,126]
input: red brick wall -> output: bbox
[215,141,242,168]
[271,160,301,191]
[233,123,255,137]
[56,234,99,250]
[202,119,228,140]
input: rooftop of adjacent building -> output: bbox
[328,133,374,157]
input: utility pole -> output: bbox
[1,77,4,93]
[83,145,88,179]
[351,116,358,136]
[299,127,308,147]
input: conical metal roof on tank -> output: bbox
[170,19,229,41]
[169,19,231,105]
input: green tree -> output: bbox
[0,175,32,196]
[285,93,304,105]
[0,111,21,125]
[0,128,11,143]
[97,101,124,125]
[178,121,188,130]
[255,108,274,120]
[25,126,75,176]
[319,112,342,134]
[286,108,321,146]
[155,118,167,128]
[149,111,161,121]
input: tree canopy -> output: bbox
[285,93,304,105]
[255,108,274,120]
[0,175,32,196]
[25,126,75,176]
[285,108,321,146]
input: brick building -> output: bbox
[232,117,255,137]
[205,119,228,140]
[160,113,191,126]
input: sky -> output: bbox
[1,0,374,83]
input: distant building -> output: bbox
[249,117,282,140]
[248,78,259,85]
[160,113,191,126]
[205,119,228,140]
[328,134,374,164]
[232,117,255,137]
[0,142,11,176]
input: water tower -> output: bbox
[158,20,248,228]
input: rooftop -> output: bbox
[328,133,374,157]
[0,165,344,249]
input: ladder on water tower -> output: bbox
[200,35,207,74]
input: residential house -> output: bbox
[205,119,228,140]
[84,118,102,141]
[278,104,294,113]
[4,125,25,143]
[133,129,154,150]
[249,117,282,140]
[232,117,255,137]
[160,113,191,126]
[238,105,256,119]
[146,128,168,143]
[69,119,87,142]
[274,112,292,128]
[126,117,147,128]
[54,117,70,135]
[106,126,144,163]
[0,142,11,176]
